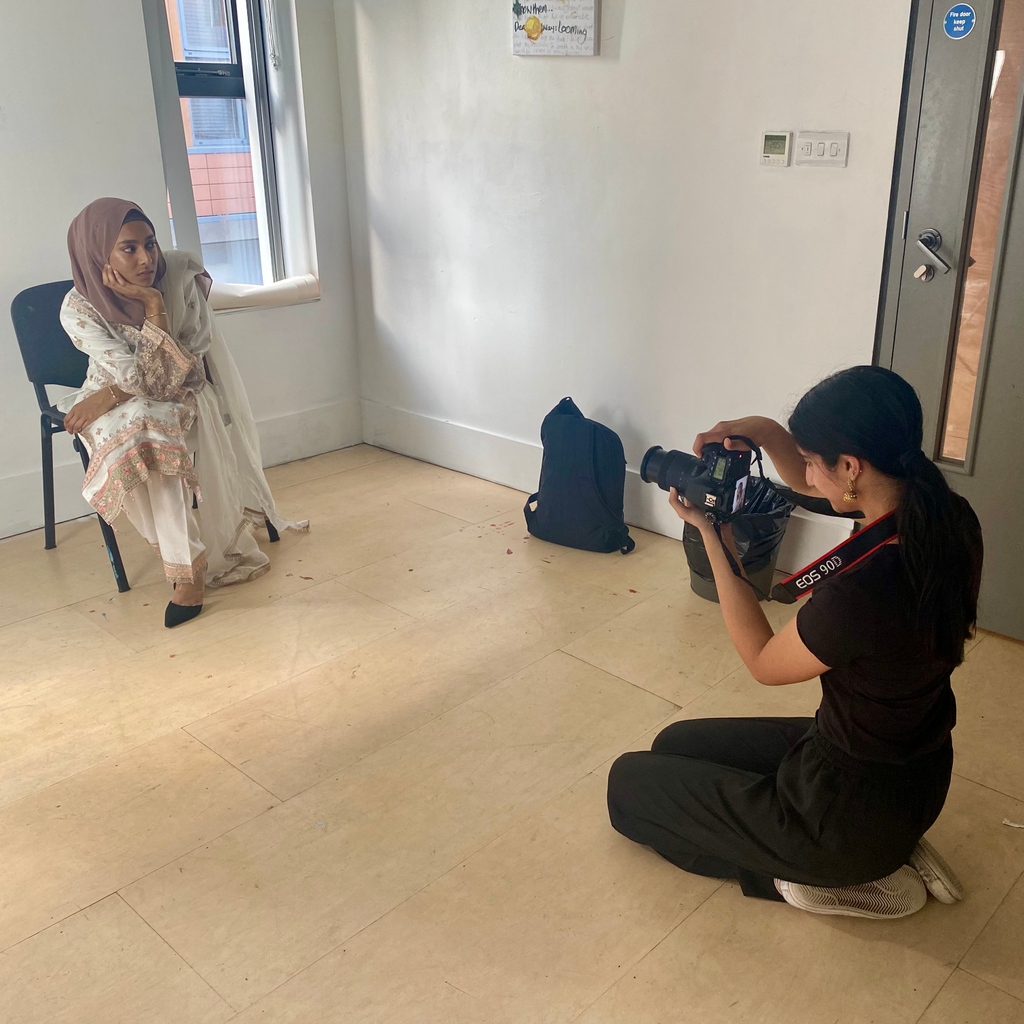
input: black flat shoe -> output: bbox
[165,601,203,628]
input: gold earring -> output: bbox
[843,480,858,503]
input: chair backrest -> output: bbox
[11,281,87,411]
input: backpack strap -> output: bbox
[524,493,539,530]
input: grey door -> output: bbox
[878,0,1024,640]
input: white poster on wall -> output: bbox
[512,1,599,57]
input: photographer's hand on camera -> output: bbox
[668,475,828,688]
[694,416,822,498]
[667,486,717,535]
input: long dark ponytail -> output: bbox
[788,366,983,665]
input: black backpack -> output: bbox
[524,398,636,555]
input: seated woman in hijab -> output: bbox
[59,197,307,628]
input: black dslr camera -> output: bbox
[640,442,753,523]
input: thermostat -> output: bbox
[760,131,792,167]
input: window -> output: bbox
[162,0,283,286]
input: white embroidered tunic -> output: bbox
[58,250,306,586]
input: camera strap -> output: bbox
[769,511,897,604]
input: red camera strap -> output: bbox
[769,512,898,604]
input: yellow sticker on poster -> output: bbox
[512,1,599,56]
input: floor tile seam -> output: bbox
[556,649,692,712]
[134,658,352,749]
[957,862,1024,970]
[0,891,114,956]
[183,728,286,804]
[956,964,1024,1006]
[119,603,251,655]
[266,646,573,804]
[0,717,255,814]
[966,633,991,657]
[467,504,533,528]
[270,452,401,494]
[401,496,507,525]
[173,590,548,752]
[0,582,138,638]
[145,586,413,684]
[326,574,428,623]
[604,709,689,761]
[950,769,1024,804]
[1,751,281,952]
[537,561,675,601]
[909,966,959,1024]
[565,880,728,1023]
[0,512,95,546]
[114,892,236,1017]
[132,604,309,662]
[474,571,556,597]
[7,598,140,659]
[0,725,279,873]
[212,769,626,1015]
[0,549,135,588]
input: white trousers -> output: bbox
[121,471,207,584]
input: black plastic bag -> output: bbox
[682,477,794,602]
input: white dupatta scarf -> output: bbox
[163,251,308,583]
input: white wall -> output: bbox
[0,0,360,539]
[334,0,913,544]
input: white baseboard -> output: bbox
[0,454,96,540]
[362,399,853,575]
[258,396,363,468]
[0,397,363,540]
[361,399,543,492]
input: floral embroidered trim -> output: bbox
[242,507,267,528]
[91,442,200,524]
[163,552,208,585]
[65,291,104,324]
[82,416,190,493]
[65,291,203,401]
[205,514,272,589]
[139,320,197,374]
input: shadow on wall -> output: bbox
[596,0,627,60]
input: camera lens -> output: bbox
[640,446,666,485]
[640,446,701,493]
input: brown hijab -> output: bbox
[67,198,168,329]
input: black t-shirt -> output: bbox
[796,545,957,764]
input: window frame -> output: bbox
[168,0,285,283]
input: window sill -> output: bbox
[209,273,320,314]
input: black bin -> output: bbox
[682,478,794,602]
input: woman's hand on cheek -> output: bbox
[102,264,160,304]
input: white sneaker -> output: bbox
[775,865,927,919]
[909,838,964,904]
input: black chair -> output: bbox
[11,280,130,592]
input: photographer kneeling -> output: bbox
[607,366,983,918]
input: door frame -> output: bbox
[874,0,1019,475]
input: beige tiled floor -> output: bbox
[1,444,1022,1023]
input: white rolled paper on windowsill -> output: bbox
[209,273,320,312]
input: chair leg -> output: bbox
[265,518,280,543]
[99,516,131,593]
[76,438,131,593]
[41,419,56,550]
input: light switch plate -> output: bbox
[795,131,850,167]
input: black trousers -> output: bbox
[607,717,953,901]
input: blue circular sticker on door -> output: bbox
[944,5,976,39]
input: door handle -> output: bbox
[916,229,952,274]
